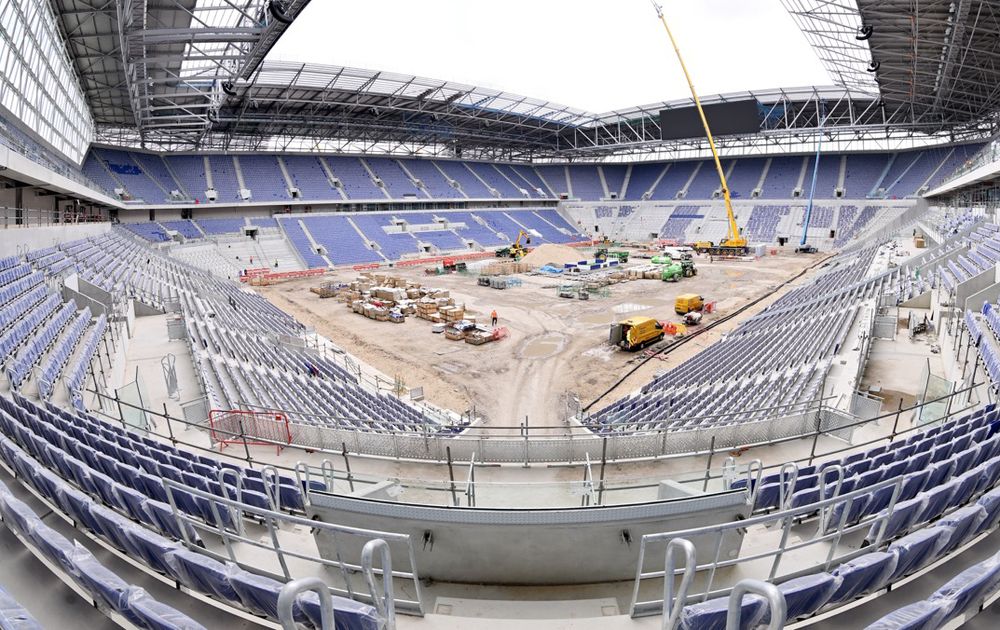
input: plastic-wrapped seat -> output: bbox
[975,487,1000,534]
[930,552,1000,625]
[916,482,956,524]
[0,490,39,537]
[679,592,766,630]
[229,569,305,622]
[866,497,926,543]
[863,600,949,630]
[947,471,981,510]
[64,543,140,625]
[144,500,201,544]
[89,504,136,553]
[0,585,43,630]
[766,573,840,622]
[887,527,951,581]
[825,493,871,532]
[899,471,930,502]
[163,549,242,607]
[936,505,987,554]
[829,552,898,604]
[125,588,207,630]
[122,526,181,575]
[299,590,381,630]
[26,521,77,569]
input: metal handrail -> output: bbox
[726,580,785,630]
[277,578,334,630]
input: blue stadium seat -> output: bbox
[125,588,207,630]
[163,549,242,607]
[0,585,43,629]
[863,600,950,630]
[936,505,987,554]
[767,573,840,622]
[829,552,898,603]
[887,527,951,581]
[679,593,766,630]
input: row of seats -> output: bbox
[0,477,207,629]
[681,487,1000,630]
[1,394,315,520]
[866,551,1000,629]
[738,406,998,511]
[0,437,379,630]
[78,145,982,204]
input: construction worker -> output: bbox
[491,309,498,327]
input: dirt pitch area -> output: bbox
[256,248,825,430]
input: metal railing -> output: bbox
[0,206,109,229]
[162,478,424,615]
[81,380,985,510]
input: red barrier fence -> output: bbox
[395,251,495,268]
[247,268,327,285]
[208,409,290,454]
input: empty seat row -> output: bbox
[865,551,1000,629]
[0,436,379,630]
[0,477,206,630]
[679,485,1000,630]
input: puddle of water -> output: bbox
[522,334,564,358]
[580,312,614,324]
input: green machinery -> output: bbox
[661,259,697,282]
[595,248,630,264]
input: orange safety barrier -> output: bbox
[208,409,290,454]
[238,267,270,282]
[396,251,495,268]
[248,268,327,285]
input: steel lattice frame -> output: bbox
[50,0,311,147]
[42,0,1000,161]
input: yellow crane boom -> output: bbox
[652,2,747,254]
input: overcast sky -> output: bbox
[267,0,832,113]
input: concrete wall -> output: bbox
[0,223,110,257]
[309,491,747,585]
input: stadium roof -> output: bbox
[51,0,311,139]
[50,0,1000,159]
[783,0,1000,130]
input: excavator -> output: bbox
[495,230,532,259]
[653,2,749,257]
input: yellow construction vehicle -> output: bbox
[674,293,704,315]
[495,230,532,259]
[610,316,665,351]
[653,3,749,257]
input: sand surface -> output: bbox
[257,248,825,430]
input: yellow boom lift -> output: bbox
[653,2,749,257]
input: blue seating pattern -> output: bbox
[0,478,206,629]
[0,431,378,630]
[865,551,1000,629]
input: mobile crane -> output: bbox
[653,2,749,257]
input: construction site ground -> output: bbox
[256,248,826,430]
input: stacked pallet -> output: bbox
[481,261,533,276]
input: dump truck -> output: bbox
[609,316,665,351]
[675,294,704,315]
